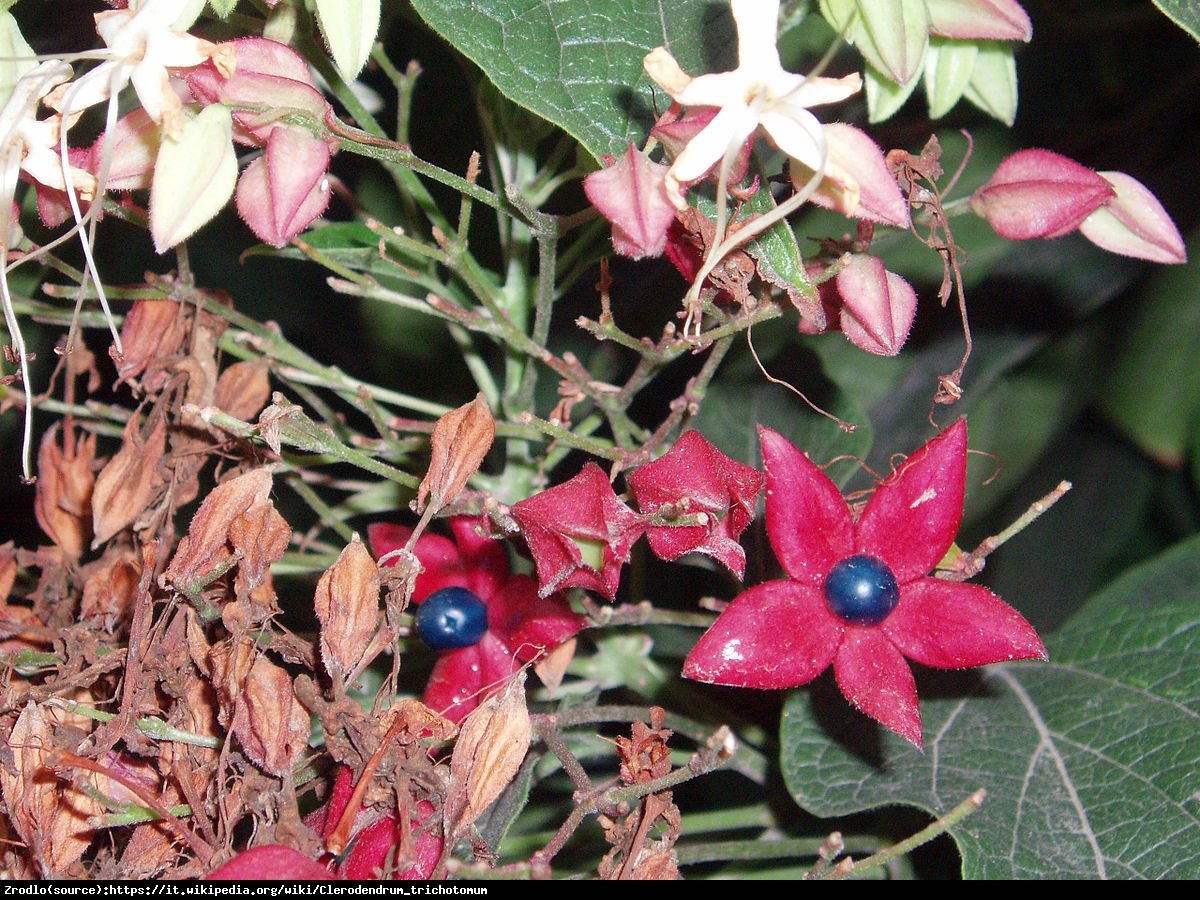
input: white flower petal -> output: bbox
[759,105,824,170]
[787,72,863,108]
[670,103,758,185]
[730,0,784,82]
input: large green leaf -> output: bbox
[780,534,1200,878]
[1153,0,1200,42]
[407,0,735,160]
[1097,230,1200,467]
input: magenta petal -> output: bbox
[511,462,644,600]
[341,815,401,879]
[423,633,517,723]
[759,427,854,585]
[833,628,923,747]
[492,576,585,663]
[856,419,967,582]
[207,846,334,880]
[628,430,763,577]
[683,580,841,689]
[886,577,1047,668]
[583,144,677,259]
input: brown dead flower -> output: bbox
[163,469,290,612]
[446,670,530,835]
[34,424,96,559]
[207,638,310,777]
[416,393,494,515]
[91,415,167,548]
[0,703,101,877]
[314,535,381,682]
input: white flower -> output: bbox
[48,0,225,139]
[644,0,861,202]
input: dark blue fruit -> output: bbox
[824,555,900,626]
[415,587,489,650]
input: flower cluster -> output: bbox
[369,517,585,723]
[371,434,763,719]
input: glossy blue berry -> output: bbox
[824,554,900,626]
[415,587,489,650]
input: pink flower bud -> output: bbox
[971,148,1114,240]
[583,144,678,259]
[794,124,910,228]
[235,127,332,247]
[836,255,918,357]
[926,0,1032,41]
[1079,171,1186,265]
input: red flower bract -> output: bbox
[510,463,645,601]
[683,419,1046,747]
[627,430,762,578]
[368,517,584,723]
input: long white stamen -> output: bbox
[56,67,124,356]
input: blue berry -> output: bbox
[415,587,489,650]
[824,555,900,626]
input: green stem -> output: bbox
[822,789,986,879]
[52,701,222,749]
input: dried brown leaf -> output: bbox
[416,393,494,514]
[314,535,381,680]
[447,671,530,833]
[115,300,187,389]
[1,703,98,876]
[34,425,96,558]
[91,416,166,548]
[80,546,141,629]
[164,468,274,598]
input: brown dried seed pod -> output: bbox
[314,535,381,681]
[446,671,531,834]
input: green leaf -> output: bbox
[1098,230,1200,466]
[407,0,736,160]
[707,177,818,313]
[1153,0,1200,42]
[781,534,1200,878]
